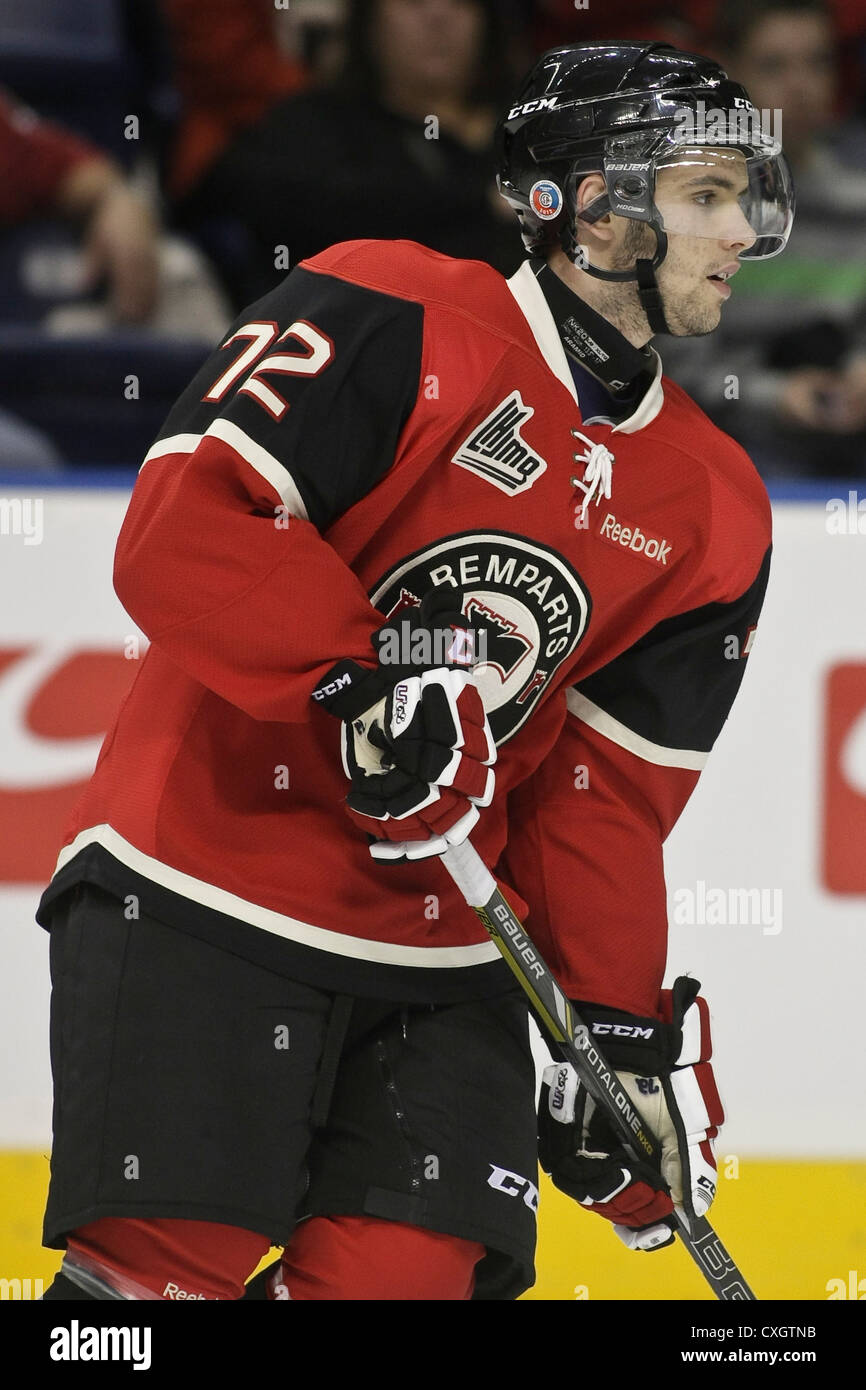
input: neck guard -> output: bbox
[531,258,656,392]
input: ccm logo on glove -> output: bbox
[312,588,496,862]
[592,1022,655,1038]
[312,672,353,701]
[538,977,724,1253]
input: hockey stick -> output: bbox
[440,837,756,1301]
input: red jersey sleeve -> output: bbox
[497,546,772,1016]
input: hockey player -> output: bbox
[37,41,792,1301]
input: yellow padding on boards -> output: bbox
[1,1152,863,1300]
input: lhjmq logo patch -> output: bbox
[452,391,547,496]
[370,532,591,745]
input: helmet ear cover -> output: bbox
[560,158,664,279]
[566,152,659,271]
[592,159,655,223]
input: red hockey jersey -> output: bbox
[36,240,771,1014]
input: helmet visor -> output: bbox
[651,146,794,258]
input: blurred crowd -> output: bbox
[1,0,864,478]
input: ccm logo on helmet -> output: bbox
[508,96,560,119]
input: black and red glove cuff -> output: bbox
[572,977,702,1076]
[311,658,383,722]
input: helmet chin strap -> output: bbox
[633,252,671,337]
[566,198,672,336]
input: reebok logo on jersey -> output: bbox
[452,391,548,496]
[598,512,673,566]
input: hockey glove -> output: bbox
[538,976,724,1252]
[312,588,495,861]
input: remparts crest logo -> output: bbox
[370,532,591,744]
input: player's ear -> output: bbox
[575,173,614,244]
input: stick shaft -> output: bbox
[441,839,756,1301]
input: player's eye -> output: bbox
[692,191,717,206]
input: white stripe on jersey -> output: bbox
[141,422,310,521]
[567,689,708,770]
[142,434,201,464]
[53,823,503,970]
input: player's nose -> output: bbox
[721,208,758,253]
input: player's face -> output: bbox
[650,151,758,336]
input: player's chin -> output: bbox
[676,293,723,336]
[666,310,720,338]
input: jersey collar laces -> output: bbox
[571,429,614,520]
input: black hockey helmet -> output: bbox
[495,41,794,333]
